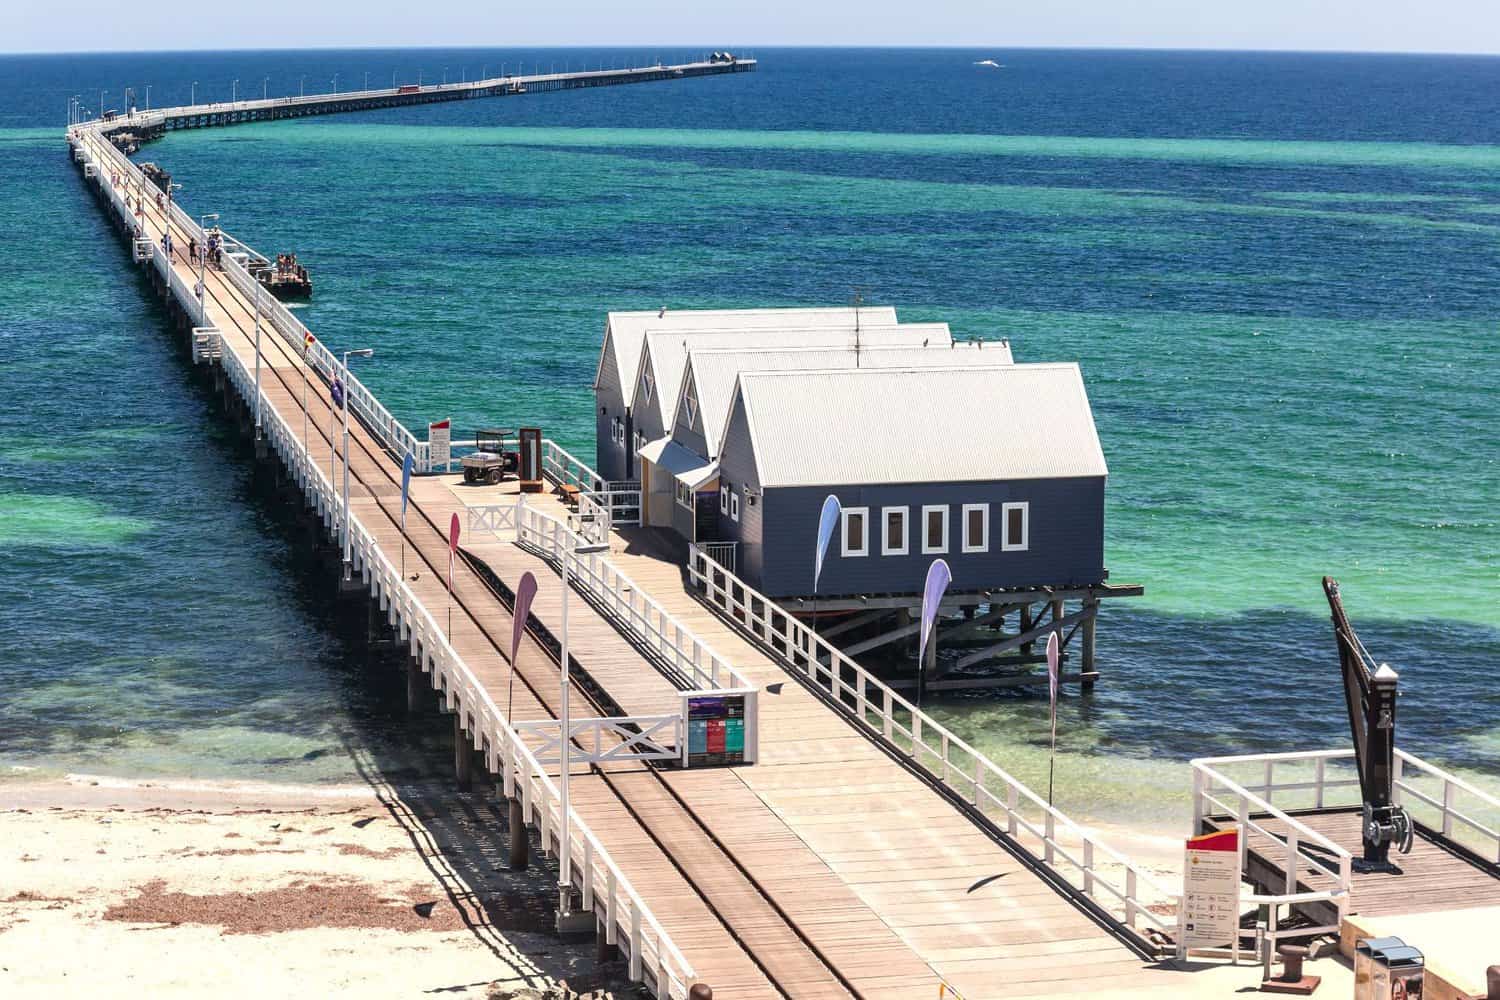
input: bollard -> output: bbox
[1487,965,1499,1000]
[688,986,712,1000]
[1261,942,1320,995]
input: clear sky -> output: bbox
[7,0,1500,55]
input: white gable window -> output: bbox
[642,369,654,404]
[719,482,730,514]
[684,386,698,427]
[612,417,624,445]
[841,507,869,557]
[730,491,740,522]
[1001,502,1029,552]
[633,430,644,454]
[881,506,908,556]
[962,504,989,554]
[921,505,948,555]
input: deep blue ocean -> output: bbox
[1,48,1496,828]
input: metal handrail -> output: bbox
[686,543,1175,940]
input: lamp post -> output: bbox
[340,348,375,581]
[558,521,574,909]
[253,281,263,441]
[262,77,269,101]
[332,73,338,94]
[231,79,238,104]
[145,85,151,111]
[99,89,106,118]
[191,81,197,106]
[363,71,369,93]
[299,75,305,97]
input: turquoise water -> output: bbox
[2,49,1497,829]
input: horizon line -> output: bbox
[6,42,1500,58]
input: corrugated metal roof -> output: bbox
[604,306,901,408]
[637,322,951,423]
[684,340,1014,459]
[736,364,1107,488]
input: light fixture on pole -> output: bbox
[339,348,375,581]
[299,75,305,97]
[252,281,263,441]
[262,77,269,101]
[231,78,238,104]
[363,71,369,93]
[191,81,197,106]
[558,520,574,914]
[145,85,151,111]
[332,73,338,94]
[99,89,106,118]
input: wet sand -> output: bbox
[0,775,629,998]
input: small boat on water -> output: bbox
[254,253,313,300]
[974,59,1002,69]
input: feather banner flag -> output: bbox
[918,558,952,670]
[813,494,842,593]
[448,512,460,595]
[511,571,538,668]
[400,453,414,531]
[1046,630,1061,805]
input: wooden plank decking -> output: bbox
[74,124,1190,999]
[1207,808,1500,918]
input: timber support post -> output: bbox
[508,797,529,870]
[1081,597,1098,693]
[406,658,424,713]
[453,713,473,790]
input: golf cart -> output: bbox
[461,428,519,485]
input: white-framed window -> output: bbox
[719,482,730,514]
[881,506,909,556]
[675,481,694,509]
[612,417,624,445]
[921,505,948,554]
[634,430,644,454]
[730,491,740,522]
[642,369,654,404]
[962,503,989,553]
[1001,501,1029,552]
[841,506,869,557]
[684,385,698,427]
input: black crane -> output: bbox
[1322,576,1414,872]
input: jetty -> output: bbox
[64,65,1500,1000]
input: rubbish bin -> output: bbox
[1376,945,1424,1000]
[1356,937,1406,1000]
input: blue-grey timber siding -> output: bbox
[712,396,764,582]
[670,370,712,458]
[634,355,669,450]
[736,477,1105,598]
[593,332,629,482]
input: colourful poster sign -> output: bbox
[1181,829,1240,949]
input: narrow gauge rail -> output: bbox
[135,185,859,999]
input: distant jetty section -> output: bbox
[87,55,757,150]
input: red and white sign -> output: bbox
[428,418,451,469]
[1181,829,1240,948]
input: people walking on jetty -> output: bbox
[188,236,198,263]
[160,230,172,257]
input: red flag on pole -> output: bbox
[448,512,460,595]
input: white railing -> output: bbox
[517,506,759,765]
[1193,747,1500,867]
[75,132,697,997]
[1395,748,1500,862]
[467,503,520,535]
[513,715,684,766]
[686,544,1174,942]
[208,316,696,997]
[82,131,433,472]
[1190,750,1355,947]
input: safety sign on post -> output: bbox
[1180,828,1240,951]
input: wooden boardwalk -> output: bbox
[70,120,1193,999]
[1207,808,1500,918]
